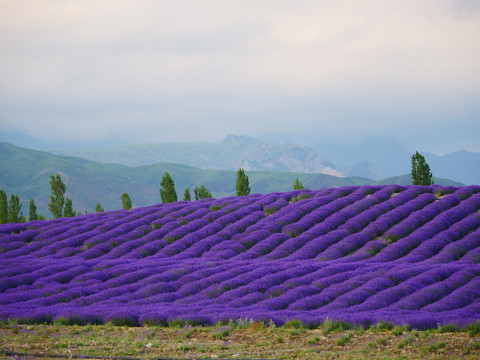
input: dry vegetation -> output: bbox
[1,321,480,360]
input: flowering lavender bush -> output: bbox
[1,185,480,329]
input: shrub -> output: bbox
[392,325,408,336]
[437,323,459,333]
[397,336,414,349]
[465,321,480,337]
[105,313,140,327]
[336,332,353,346]
[285,319,304,329]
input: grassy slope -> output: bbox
[1,323,479,360]
[0,142,463,215]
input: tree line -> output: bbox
[0,168,252,222]
[104,168,251,211]
[0,152,433,223]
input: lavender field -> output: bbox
[1,185,480,330]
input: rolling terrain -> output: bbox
[0,142,463,216]
[1,184,479,329]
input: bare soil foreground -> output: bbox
[1,323,480,360]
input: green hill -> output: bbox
[0,142,463,216]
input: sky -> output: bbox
[0,0,479,153]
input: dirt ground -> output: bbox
[1,323,480,360]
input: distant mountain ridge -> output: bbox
[0,143,463,216]
[312,137,480,185]
[50,135,342,177]
[2,129,478,185]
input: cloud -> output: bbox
[0,1,479,149]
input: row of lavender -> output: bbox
[1,185,480,328]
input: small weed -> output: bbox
[417,331,429,339]
[289,329,299,336]
[427,341,446,353]
[463,341,480,355]
[264,207,278,215]
[231,318,254,329]
[285,319,304,329]
[466,321,480,337]
[307,336,320,345]
[437,323,459,333]
[397,336,414,349]
[220,328,230,337]
[268,319,277,329]
[336,332,353,346]
[178,343,197,351]
[212,328,230,340]
[212,332,223,340]
[276,336,284,343]
[376,337,387,346]
[392,325,408,336]
[321,317,354,336]
[372,322,394,332]
[250,321,265,331]
[182,325,195,339]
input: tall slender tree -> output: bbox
[29,198,38,221]
[194,185,212,200]
[235,168,250,196]
[121,192,132,210]
[159,172,177,203]
[411,151,433,185]
[7,194,23,223]
[48,173,66,218]
[0,190,7,224]
[183,186,191,201]
[64,197,75,217]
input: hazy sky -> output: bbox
[0,0,479,153]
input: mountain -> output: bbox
[312,137,412,179]
[424,151,480,186]
[0,143,463,217]
[312,136,480,185]
[4,129,478,185]
[50,135,342,176]
[0,129,51,151]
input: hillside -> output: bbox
[1,185,479,329]
[0,142,463,216]
[50,135,341,176]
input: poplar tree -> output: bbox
[235,168,250,196]
[29,198,38,221]
[194,185,212,200]
[411,151,433,186]
[7,194,22,223]
[48,173,66,219]
[0,190,7,224]
[159,172,177,203]
[64,197,75,217]
[121,192,132,210]
[183,187,191,201]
